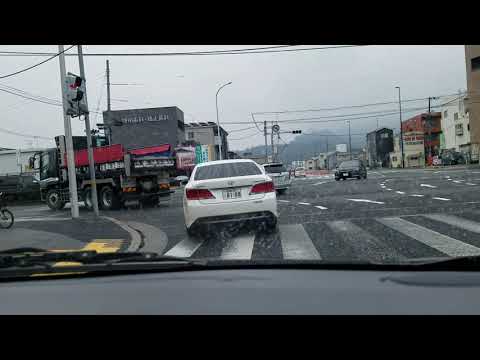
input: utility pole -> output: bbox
[326,135,329,153]
[78,45,99,216]
[271,121,275,163]
[106,60,112,144]
[347,120,352,160]
[396,86,405,168]
[264,120,268,163]
[58,45,79,219]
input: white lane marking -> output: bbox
[14,217,70,222]
[371,171,386,178]
[298,202,311,205]
[279,224,321,259]
[420,184,437,188]
[433,197,450,201]
[346,198,385,204]
[313,181,332,185]
[425,214,480,234]
[165,237,204,257]
[377,217,480,257]
[446,178,453,181]
[472,172,480,174]
[315,205,328,210]
[466,183,476,186]
[395,191,405,194]
[410,194,425,197]
[278,200,290,203]
[453,180,463,184]
[220,233,255,260]
[386,188,393,191]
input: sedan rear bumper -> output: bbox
[184,192,278,229]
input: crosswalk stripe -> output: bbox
[220,234,255,259]
[424,214,480,234]
[377,217,480,257]
[326,220,405,262]
[279,224,321,259]
[164,237,204,257]
[315,205,328,210]
[433,197,450,201]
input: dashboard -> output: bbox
[2,269,480,314]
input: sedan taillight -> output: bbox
[186,188,215,200]
[250,181,275,194]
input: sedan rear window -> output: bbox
[194,162,262,180]
[339,160,360,168]
[264,164,287,173]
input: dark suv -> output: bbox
[335,160,367,180]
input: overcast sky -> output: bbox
[0,45,467,151]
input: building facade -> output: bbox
[103,106,185,150]
[184,122,229,161]
[440,93,471,156]
[465,45,480,162]
[366,128,394,168]
[401,112,441,167]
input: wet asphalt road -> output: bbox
[7,166,480,262]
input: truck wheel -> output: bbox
[46,189,65,210]
[83,187,94,211]
[99,186,120,210]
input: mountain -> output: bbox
[234,129,366,164]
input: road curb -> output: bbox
[101,216,142,252]
[126,221,168,254]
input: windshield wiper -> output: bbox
[0,248,203,270]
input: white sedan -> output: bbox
[183,159,278,235]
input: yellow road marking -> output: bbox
[31,239,124,277]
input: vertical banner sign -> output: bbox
[195,145,203,164]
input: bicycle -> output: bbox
[0,192,14,229]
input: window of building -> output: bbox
[472,56,480,71]
[392,156,397,162]
[454,112,459,121]
[468,123,470,131]
[443,110,448,118]
[455,123,464,136]
[187,131,194,140]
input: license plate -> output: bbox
[343,173,349,176]
[223,188,242,200]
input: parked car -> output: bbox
[175,175,189,185]
[335,160,367,180]
[294,167,306,178]
[263,163,291,194]
[183,159,278,236]
[440,150,466,166]
[0,174,40,202]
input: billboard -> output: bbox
[336,144,347,153]
[175,146,196,170]
[195,145,215,164]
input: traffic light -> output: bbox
[65,72,88,117]
[292,130,302,134]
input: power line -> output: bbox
[0,45,365,57]
[0,45,75,79]
[226,126,257,133]
[252,92,463,116]
[0,126,52,140]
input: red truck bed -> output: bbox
[65,144,172,167]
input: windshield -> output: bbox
[264,164,287,173]
[194,162,262,180]
[1,44,479,279]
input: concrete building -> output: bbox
[317,151,337,170]
[440,93,471,156]
[366,128,394,168]
[306,158,317,170]
[184,122,229,161]
[465,45,480,162]
[103,106,185,150]
[291,160,305,169]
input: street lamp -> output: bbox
[395,86,405,168]
[346,120,352,160]
[216,81,232,160]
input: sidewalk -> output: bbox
[0,216,133,253]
